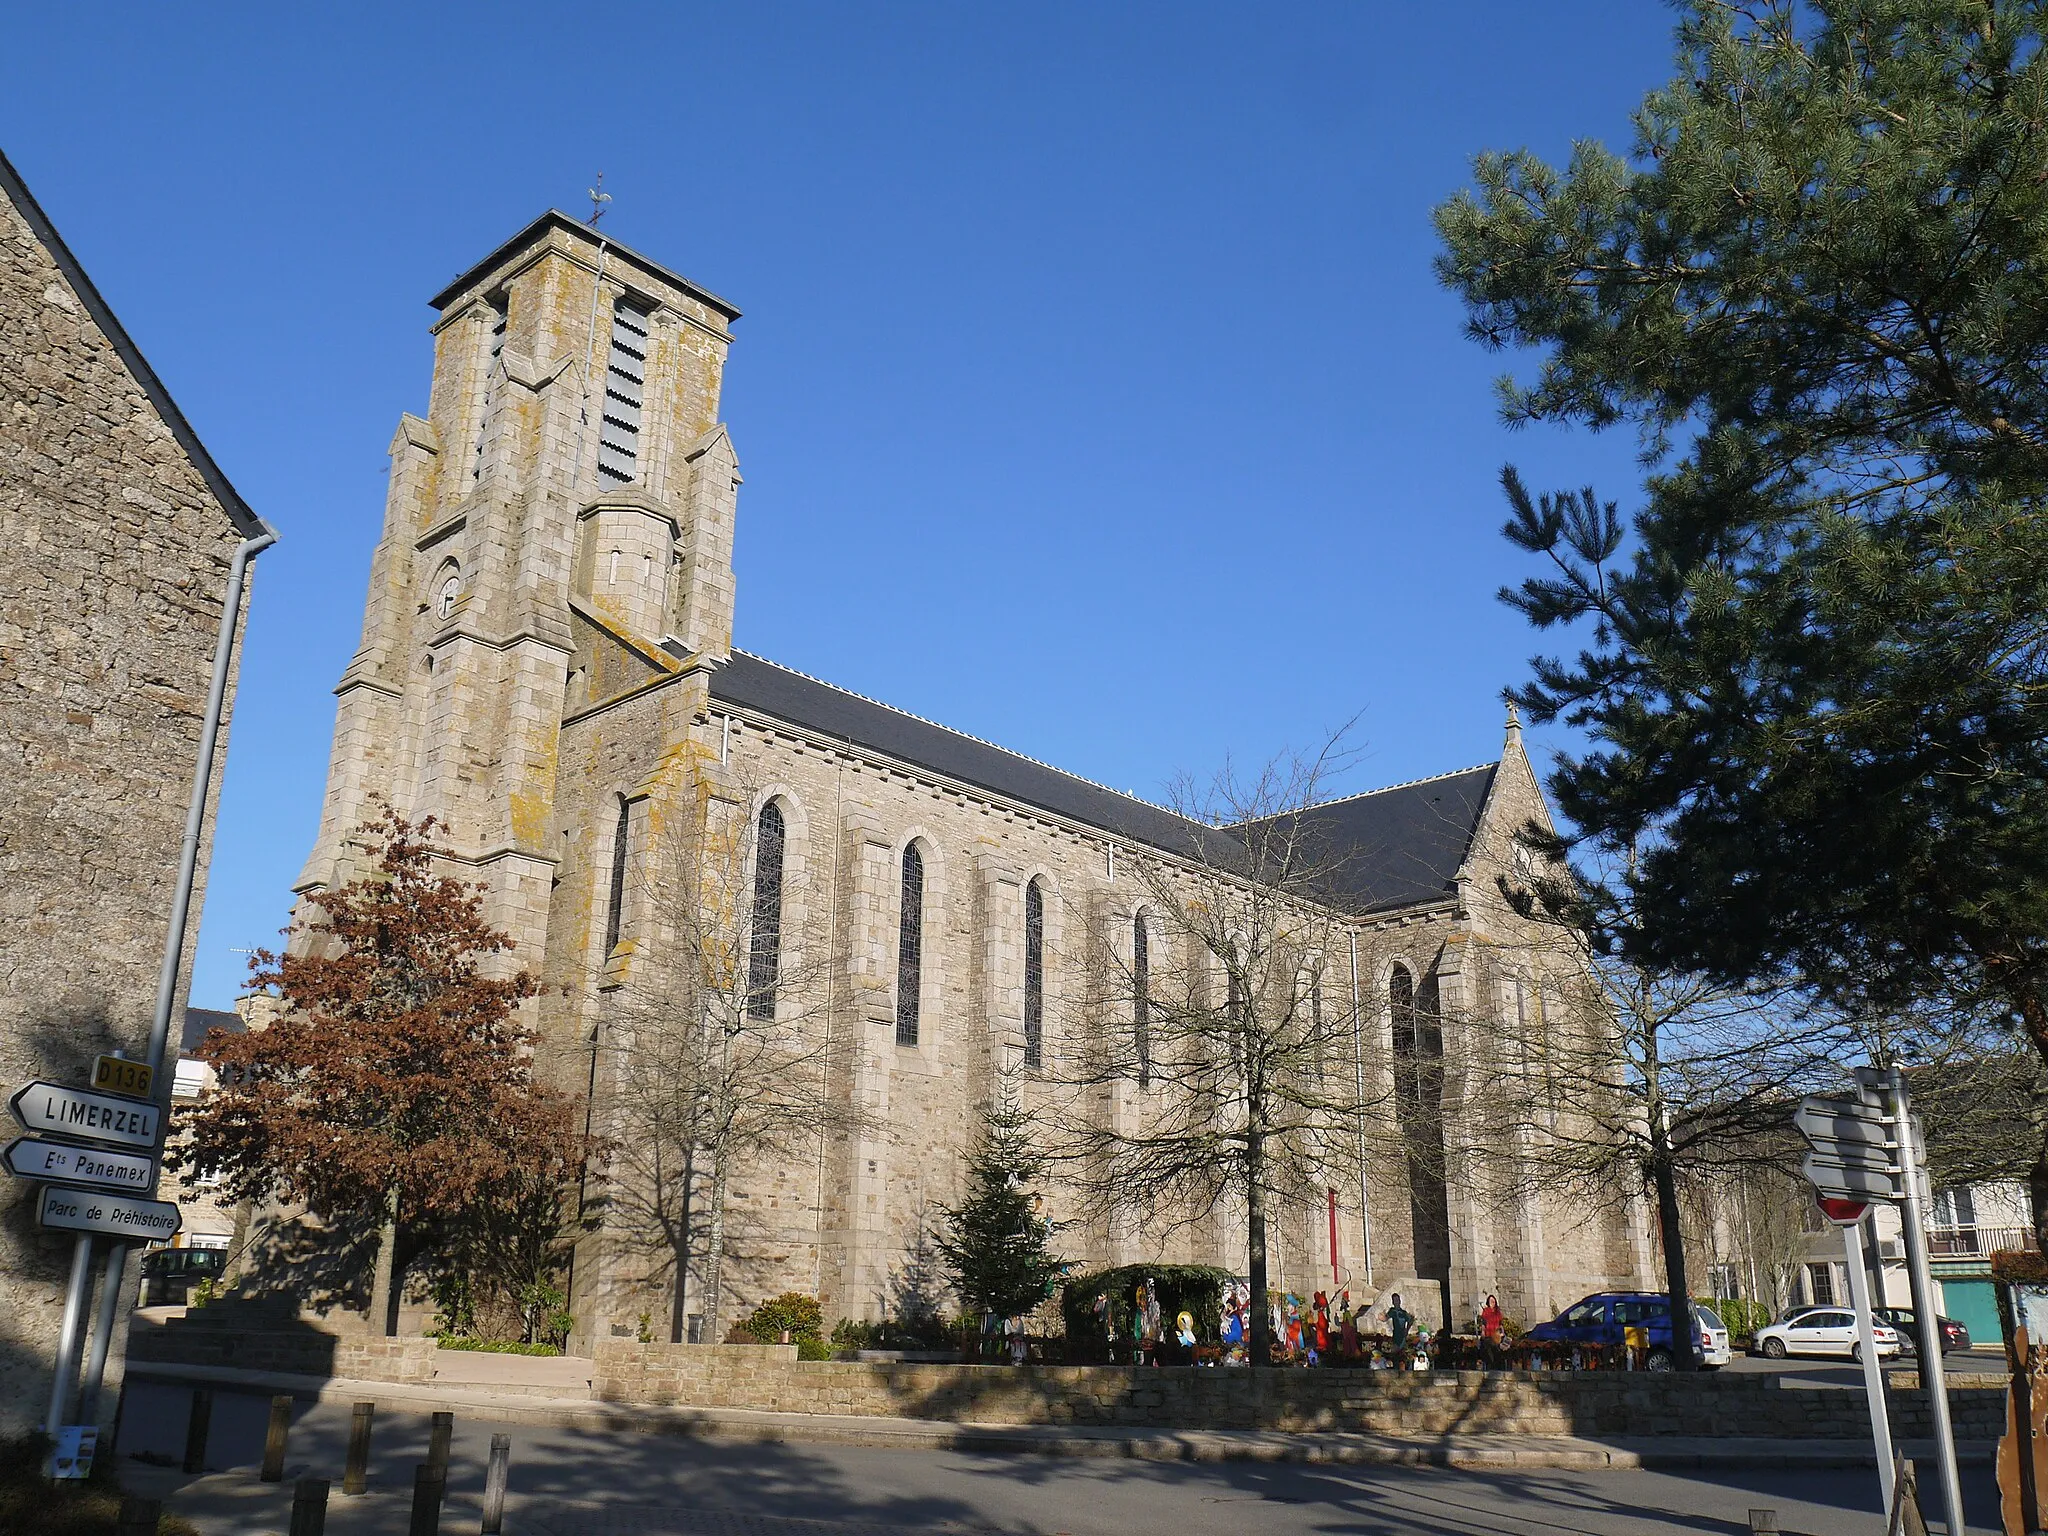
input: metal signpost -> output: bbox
[1796,1067,1965,1536]
[2,1056,165,1472]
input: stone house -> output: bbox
[291,211,1649,1349]
[0,150,270,1428]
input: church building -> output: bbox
[293,212,1649,1346]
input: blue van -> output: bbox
[1523,1291,1722,1371]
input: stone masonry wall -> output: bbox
[592,1341,2004,1441]
[0,171,253,1431]
[128,1303,438,1384]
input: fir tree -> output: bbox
[1436,0,2048,1247]
[935,1095,1063,1320]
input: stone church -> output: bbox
[294,211,1649,1346]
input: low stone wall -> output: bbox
[128,1301,437,1384]
[592,1342,2006,1440]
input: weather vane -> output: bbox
[587,172,611,226]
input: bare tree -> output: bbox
[1047,737,1395,1366]
[587,772,866,1342]
[1472,840,1855,1369]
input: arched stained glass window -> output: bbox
[604,796,631,958]
[747,801,786,1020]
[896,844,925,1046]
[1023,878,1045,1069]
[1133,914,1152,1087]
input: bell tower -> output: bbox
[295,213,741,962]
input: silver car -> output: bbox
[1755,1307,1901,1361]
[1693,1304,1732,1368]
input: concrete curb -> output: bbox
[122,1360,1995,1472]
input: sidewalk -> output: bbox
[122,1359,1993,1472]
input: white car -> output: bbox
[1756,1307,1901,1361]
[1693,1304,1733,1367]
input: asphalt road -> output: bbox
[116,1384,2006,1536]
[1719,1344,2007,1389]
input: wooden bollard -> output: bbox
[426,1410,453,1499]
[288,1477,330,1536]
[115,1495,161,1536]
[481,1433,510,1534]
[261,1393,293,1481]
[342,1401,374,1496]
[180,1387,211,1475]
[409,1463,444,1536]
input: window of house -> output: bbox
[747,801,786,1020]
[1133,914,1151,1087]
[896,844,924,1046]
[598,299,650,484]
[1023,878,1045,1069]
[603,796,631,958]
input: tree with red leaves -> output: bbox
[183,807,585,1335]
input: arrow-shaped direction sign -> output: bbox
[36,1184,180,1241]
[1795,1105,1898,1151]
[1804,1151,1904,1202]
[3,1137,156,1194]
[8,1081,160,1151]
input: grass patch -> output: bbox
[0,1435,198,1536]
[433,1335,563,1356]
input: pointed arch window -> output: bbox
[1133,913,1152,1087]
[747,801,786,1020]
[603,795,631,958]
[1310,965,1326,1078]
[1023,878,1045,1069]
[896,844,925,1046]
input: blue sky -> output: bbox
[3,3,1676,1008]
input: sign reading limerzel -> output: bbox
[4,1060,179,1242]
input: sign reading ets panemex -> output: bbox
[7,1081,161,1150]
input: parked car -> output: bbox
[1693,1303,1734,1367]
[1873,1306,1970,1353]
[1755,1307,1901,1360]
[138,1245,226,1307]
[1524,1292,1720,1371]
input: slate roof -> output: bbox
[429,210,741,322]
[707,650,1494,915]
[181,1006,243,1055]
[0,150,265,539]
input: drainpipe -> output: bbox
[74,520,278,1427]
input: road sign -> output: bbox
[90,1055,153,1101]
[36,1185,180,1242]
[1816,1195,1869,1226]
[1793,1103,1896,1149]
[8,1082,160,1150]
[1803,1149,1904,1201]
[2,1137,156,1193]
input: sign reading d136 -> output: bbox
[8,1081,160,1150]
[37,1185,180,1241]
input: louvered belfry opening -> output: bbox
[473,300,506,483]
[598,299,650,484]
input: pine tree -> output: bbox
[935,1095,1063,1321]
[1436,0,2048,1248]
